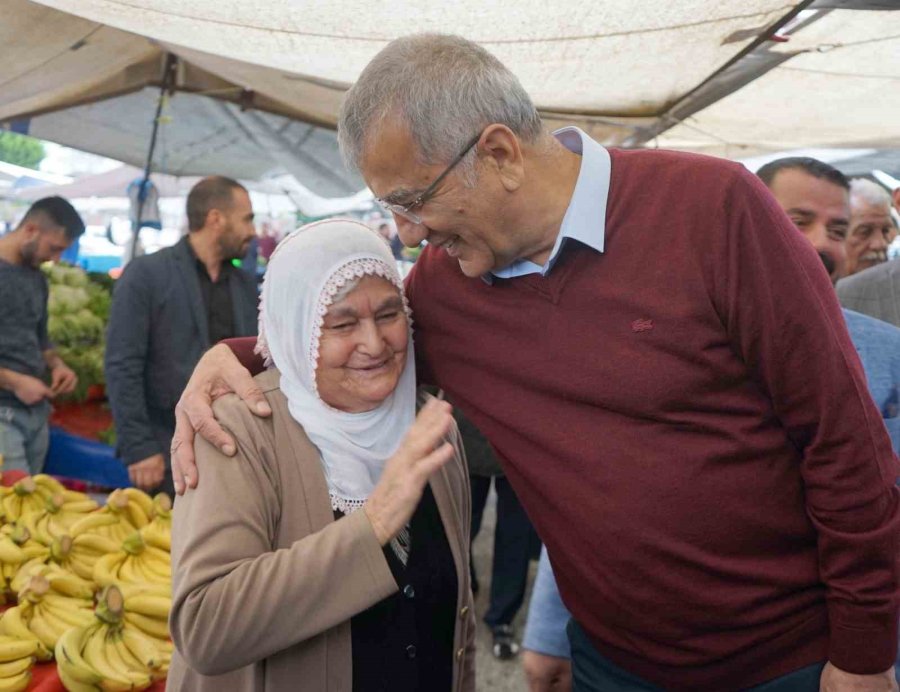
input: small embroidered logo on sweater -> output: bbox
[631,318,653,333]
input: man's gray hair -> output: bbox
[338,34,543,174]
[849,178,891,210]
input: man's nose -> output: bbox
[393,213,427,247]
[871,230,889,251]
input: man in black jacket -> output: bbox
[105,177,258,494]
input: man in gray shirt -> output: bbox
[0,197,84,473]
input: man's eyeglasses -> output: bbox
[376,132,482,225]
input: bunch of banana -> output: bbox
[31,474,94,504]
[0,576,57,661]
[121,583,172,645]
[0,525,41,600]
[93,532,170,589]
[55,585,163,691]
[23,494,99,547]
[0,478,49,523]
[83,490,152,546]
[1,572,95,656]
[9,533,87,595]
[139,494,171,552]
[0,635,39,692]
[66,518,121,583]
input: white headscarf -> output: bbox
[256,219,415,515]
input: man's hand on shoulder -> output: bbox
[171,343,270,495]
[820,662,898,692]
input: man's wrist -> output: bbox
[0,367,22,390]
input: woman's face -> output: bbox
[316,275,409,413]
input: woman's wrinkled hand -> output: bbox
[364,398,455,545]
[171,344,272,495]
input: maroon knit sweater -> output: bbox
[230,148,900,689]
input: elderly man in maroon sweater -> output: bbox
[169,35,900,691]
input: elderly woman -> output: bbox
[167,220,475,691]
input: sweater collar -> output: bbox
[487,126,610,283]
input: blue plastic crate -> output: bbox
[45,426,131,489]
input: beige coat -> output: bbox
[167,370,476,692]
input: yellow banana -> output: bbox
[0,496,19,524]
[57,664,100,692]
[62,500,100,514]
[70,513,120,538]
[114,557,139,585]
[106,629,153,687]
[60,487,92,503]
[0,669,30,692]
[92,553,126,587]
[26,611,60,649]
[73,534,119,555]
[0,538,26,565]
[32,474,65,495]
[66,552,98,581]
[42,602,93,629]
[49,572,96,600]
[118,583,169,600]
[122,489,155,522]
[122,612,169,641]
[0,636,39,663]
[81,625,133,691]
[56,624,103,686]
[0,656,33,678]
[0,607,51,660]
[40,600,92,631]
[123,595,170,619]
[123,504,150,531]
[115,634,147,675]
[119,626,161,671]
[140,524,170,552]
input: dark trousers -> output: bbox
[469,474,540,628]
[567,618,825,692]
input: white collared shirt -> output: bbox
[488,126,611,281]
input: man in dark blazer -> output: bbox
[105,176,258,494]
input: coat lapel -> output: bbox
[173,237,211,347]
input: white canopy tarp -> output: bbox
[656,3,900,156]
[1,0,898,170]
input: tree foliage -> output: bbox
[0,132,46,170]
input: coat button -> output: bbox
[403,584,415,599]
[459,606,469,618]
[456,647,464,661]
[406,645,417,659]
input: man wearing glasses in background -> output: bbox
[171,35,900,692]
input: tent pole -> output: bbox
[129,53,178,262]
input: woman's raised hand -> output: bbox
[364,398,455,545]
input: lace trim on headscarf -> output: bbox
[256,254,412,379]
[308,257,412,391]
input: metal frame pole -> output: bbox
[129,53,178,261]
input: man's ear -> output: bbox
[892,187,900,214]
[479,124,525,193]
[19,221,41,242]
[205,209,223,230]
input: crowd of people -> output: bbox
[2,30,900,692]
